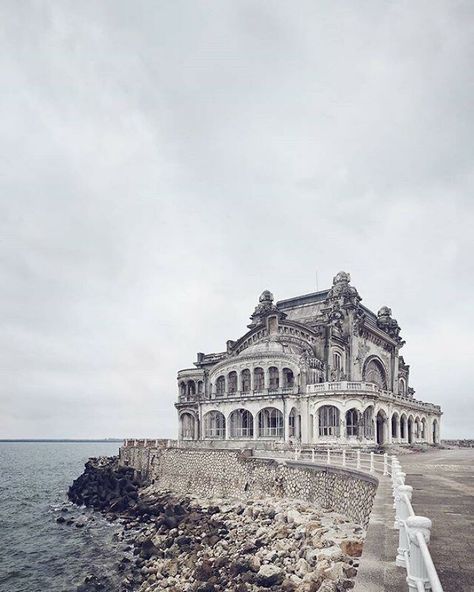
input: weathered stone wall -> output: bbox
[119,446,377,527]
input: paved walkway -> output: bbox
[401,448,474,592]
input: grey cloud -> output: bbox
[0,0,473,439]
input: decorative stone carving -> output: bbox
[248,290,287,328]
[377,306,402,341]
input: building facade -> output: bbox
[175,272,442,448]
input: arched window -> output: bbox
[362,406,374,439]
[187,381,196,396]
[197,381,203,394]
[289,407,297,438]
[228,371,237,394]
[254,367,264,391]
[258,407,284,438]
[421,418,426,440]
[203,411,226,439]
[282,368,294,388]
[269,367,279,390]
[364,358,387,389]
[346,408,359,437]
[216,376,225,397]
[399,378,406,396]
[229,409,253,438]
[180,413,195,440]
[241,369,251,393]
[180,383,186,397]
[318,406,340,437]
[333,351,343,372]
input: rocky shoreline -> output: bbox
[66,457,365,592]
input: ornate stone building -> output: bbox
[175,272,442,447]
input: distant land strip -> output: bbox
[0,438,124,442]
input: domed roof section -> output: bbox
[242,337,305,356]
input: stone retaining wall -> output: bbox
[119,446,377,527]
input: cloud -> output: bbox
[0,0,472,438]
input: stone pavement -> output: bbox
[401,448,474,592]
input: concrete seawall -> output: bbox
[119,446,378,527]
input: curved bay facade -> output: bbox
[176,272,442,447]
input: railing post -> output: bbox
[370,452,375,473]
[396,487,413,566]
[383,453,388,475]
[391,454,397,474]
[356,449,361,470]
[342,449,346,467]
[405,516,432,591]
[327,449,330,465]
[394,484,413,529]
[312,448,315,462]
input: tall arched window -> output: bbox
[187,381,196,396]
[203,411,225,438]
[362,406,374,439]
[254,367,264,391]
[241,369,251,393]
[228,371,237,394]
[197,381,203,394]
[282,368,294,388]
[346,408,359,437]
[318,406,340,436]
[364,358,387,389]
[289,407,297,437]
[180,383,186,398]
[229,409,253,438]
[399,378,406,395]
[269,367,279,390]
[258,407,284,438]
[216,375,225,397]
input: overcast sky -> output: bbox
[1,1,473,439]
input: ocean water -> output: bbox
[0,441,125,592]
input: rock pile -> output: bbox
[126,490,363,592]
[68,458,365,592]
[68,456,141,512]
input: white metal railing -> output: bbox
[123,440,443,591]
[286,448,443,592]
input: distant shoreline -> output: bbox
[0,439,124,443]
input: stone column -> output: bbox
[284,400,290,442]
[236,371,242,394]
[340,415,347,443]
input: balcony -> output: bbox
[307,381,379,395]
[209,386,299,400]
[306,381,441,413]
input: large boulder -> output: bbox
[256,564,284,587]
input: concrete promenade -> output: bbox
[401,448,474,592]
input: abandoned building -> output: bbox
[175,272,442,447]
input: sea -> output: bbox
[0,441,126,592]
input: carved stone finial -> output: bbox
[333,271,351,285]
[259,290,274,304]
[377,306,402,340]
[248,289,285,327]
[377,306,392,318]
